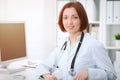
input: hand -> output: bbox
[74,70,88,80]
[43,73,57,80]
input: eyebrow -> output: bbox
[63,14,79,17]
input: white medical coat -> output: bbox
[36,33,117,80]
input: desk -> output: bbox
[0,68,39,80]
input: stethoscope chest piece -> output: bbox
[69,69,76,76]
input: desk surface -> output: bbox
[0,68,39,80]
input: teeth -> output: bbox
[68,26,73,29]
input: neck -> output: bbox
[69,32,82,46]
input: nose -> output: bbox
[67,18,73,24]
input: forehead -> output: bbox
[63,7,78,15]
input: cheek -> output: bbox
[62,20,67,27]
[74,21,81,28]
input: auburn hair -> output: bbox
[58,1,89,32]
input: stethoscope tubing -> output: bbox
[53,32,84,76]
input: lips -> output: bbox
[68,26,74,29]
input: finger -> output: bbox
[74,72,83,80]
[45,75,56,80]
[50,75,57,80]
[79,78,82,80]
[74,75,81,80]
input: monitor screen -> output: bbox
[0,21,27,66]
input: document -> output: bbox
[113,0,120,23]
[106,0,113,23]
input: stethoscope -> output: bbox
[51,32,84,77]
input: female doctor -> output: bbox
[36,1,117,80]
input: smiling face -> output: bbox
[62,7,81,35]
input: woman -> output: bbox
[36,1,117,80]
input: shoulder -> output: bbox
[57,34,69,48]
[83,33,109,59]
[83,33,104,49]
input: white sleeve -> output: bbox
[88,42,117,80]
[88,68,116,80]
[35,47,60,78]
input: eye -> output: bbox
[73,16,79,19]
[63,16,68,20]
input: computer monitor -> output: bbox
[0,21,27,67]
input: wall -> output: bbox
[0,0,8,19]
[0,0,57,60]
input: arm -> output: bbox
[74,42,117,80]
[88,42,117,80]
[36,47,60,79]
